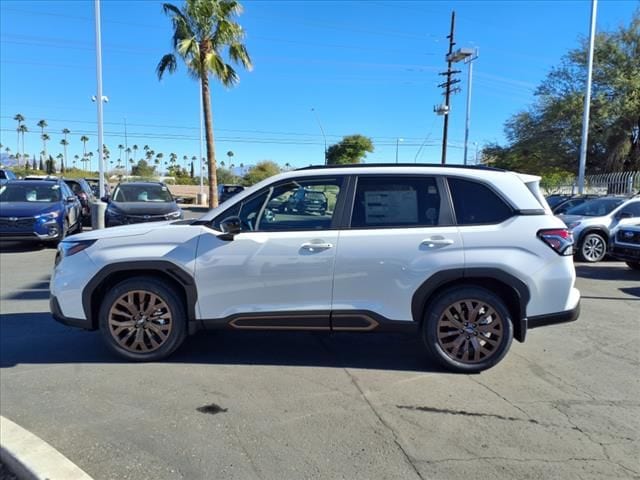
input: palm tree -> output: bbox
[169,152,177,165]
[157,0,252,208]
[37,120,48,160]
[57,153,65,173]
[118,144,124,164]
[132,144,139,161]
[73,154,79,168]
[18,124,28,165]
[220,160,225,168]
[41,133,50,160]
[80,135,89,165]
[125,147,132,166]
[88,151,94,172]
[14,114,24,164]
[60,138,69,170]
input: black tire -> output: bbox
[422,286,514,373]
[576,232,607,263]
[626,261,640,271]
[98,276,187,361]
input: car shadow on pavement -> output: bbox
[0,241,53,253]
[575,263,640,281]
[0,312,447,373]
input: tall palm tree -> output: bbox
[169,152,177,166]
[80,135,89,164]
[37,120,48,160]
[132,144,139,161]
[125,147,132,165]
[56,153,65,173]
[157,0,252,208]
[73,154,79,169]
[88,151,94,172]
[14,114,24,163]
[118,144,124,163]
[60,138,69,170]
[18,124,28,165]
[41,133,50,160]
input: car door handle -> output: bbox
[421,237,454,248]
[300,242,333,252]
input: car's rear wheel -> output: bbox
[577,233,607,263]
[626,261,640,271]
[99,277,187,361]
[422,287,514,373]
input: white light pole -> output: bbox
[199,83,204,198]
[463,49,478,165]
[578,0,598,194]
[395,138,404,163]
[94,0,105,201]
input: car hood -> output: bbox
[108,201,179,215]
[0,202,60,217]
[69,221,178,241]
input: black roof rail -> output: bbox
[294,163,506,172]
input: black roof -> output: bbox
[295,163,505,172]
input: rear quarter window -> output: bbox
[448,178,513,225]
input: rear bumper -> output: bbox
[527,301,580,330]
[50,295,94,330]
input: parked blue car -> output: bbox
[0,180,82,244]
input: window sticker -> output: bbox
[364,190,418,224]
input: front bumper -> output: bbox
[528,301,581,330]
[50,295,94,330]
[609,245,640,263]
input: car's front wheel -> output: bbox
[99,277,187,361]
[577,232,607,263]
[422,287,514,373]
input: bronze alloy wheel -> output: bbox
[436,299,504,364]
[108,290,173,353]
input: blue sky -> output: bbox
[0,0,637,171]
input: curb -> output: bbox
[0,416,93,480]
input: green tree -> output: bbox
[242,161,280,185]
[486,11,640,174]
[157,0,252,208]
[216,166,238,185]
[326,134,374,165]
[131,159,157,177]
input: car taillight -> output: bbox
[538,228,573,256]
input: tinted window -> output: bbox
[620,201,640,217]
[566,198,624,216]
[351,176,441,228]
[113,184,173,203]
[448,178,512,225]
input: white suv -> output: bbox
[50,165,580,372]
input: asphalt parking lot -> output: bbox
[0,243,639,480]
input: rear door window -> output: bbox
[350,176,442,228]
[448,178,513,225]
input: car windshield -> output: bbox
[565,198,624,216]
[112,184,173,203]
[0,183,61,203]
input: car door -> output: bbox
[331,175,464,326]
[59,182,78,227]
[195,176,346,328]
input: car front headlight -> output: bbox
[167,210,182,219]
[567,221,581,230]
[37,211,60,221]
[56,239,97,265]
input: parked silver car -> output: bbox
[560,196,640,262]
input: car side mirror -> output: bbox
[66,195,77,203]
[219,216,242,241]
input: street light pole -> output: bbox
[311,108,327,165]
[199,83,204,198]
[94,0,105,200]
[578,0,598,194]
[396,138,404,163]
[463,49,478,166]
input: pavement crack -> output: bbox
[469,376,532,418]
[342,367,425,480]
[396,405,541,425]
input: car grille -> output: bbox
[125,214,170,224]
[617,230,640,245]
[0,216,36,229]
[611,246,640,259]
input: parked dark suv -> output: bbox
[105,181,183,227]
[286,188,328,215]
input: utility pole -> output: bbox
[578,0,598,194]
[437,11,460,165]
[94,0,105,200]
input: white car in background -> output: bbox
[609,218,640,270]
[560,196,640,262]
[50,164,580,373]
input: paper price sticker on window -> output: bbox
[364,190,418,224]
